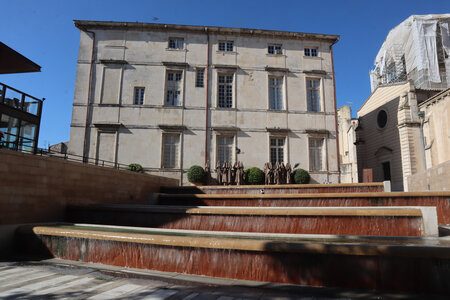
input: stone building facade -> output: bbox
[337,105,358,183]
[354,81,441,191]
[407,88,450,191]
[339,15,450,191]
[69,20,340,184]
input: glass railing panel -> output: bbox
[2,87,23,109]
[23,95,40,115]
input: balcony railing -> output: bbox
[0,82,43,116]
[0,82,44,153]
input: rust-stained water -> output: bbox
[29,233,450,295]
[158,195,450,224]
[68,208,425,236]
[15,181,450,295]
[205,186,384,194]
[161,185,385,195]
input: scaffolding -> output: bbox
[370,14,450,91]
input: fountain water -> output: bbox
[15,183,450,295]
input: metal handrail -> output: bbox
[0,143,130,171]
[0,82,43,102]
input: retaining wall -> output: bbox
[407,161,450,192]
[0,149,178,225]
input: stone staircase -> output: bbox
[16,183,450,295]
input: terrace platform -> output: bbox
[66,205,438,236]
[16,223,450,295]
[10,183,450,296]
[156,191,450,225]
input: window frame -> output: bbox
[133,87,145,105]
[216,135,235,165]
[165,70,183,106]
[309,138,324,172]
[306,78,321,112]
[161,133,180,169]
[195,68,205,88]
[217,73,234,109]
[218,40,234,52]
[304,47,318,57]
[168,37,184,50]
[268,76,284,110]
[269,136,285,164]
[268,44,283,55]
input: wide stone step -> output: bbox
[67,205,438,237]
[157,191,450,225]
[16,223,450,295]
[160,183,385,194]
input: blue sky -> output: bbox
[2,0,449,148]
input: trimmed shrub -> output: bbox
[244,167,265,185]
[187,165,206,183]
[127,163,144,173]
[293,168,310,184]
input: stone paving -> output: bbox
[0,260,442,299]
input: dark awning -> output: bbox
[0,42,41,74]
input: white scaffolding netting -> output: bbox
[370,14,450,91]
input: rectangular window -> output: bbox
[268,44,282,55]
[196,69,204,88]
[218,74,233,108]
[162,134,180,168]
[269,77,283,110]
[270,137,285,164]
[217,136,233,164]
[307,79,321,112]
[168,38,184,49]
[133,87,145,105]
[309,138,323,171]
[166,71,182,106]
[218,41,234,52]
[304,47,318,57]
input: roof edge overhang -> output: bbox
[0,42,41,74]
[357,81,410,115]
[74,20,340,43]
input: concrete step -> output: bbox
[67,204,438,237]
[16,223,450,295]
[156,191,450,225]
[160,183,385,194]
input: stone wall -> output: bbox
[0,149,178,225]
[407,160,450,192]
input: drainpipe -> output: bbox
[81,27,96,162]
[418,111,427,170]
[204,29,210,166]
[330,42,341,183]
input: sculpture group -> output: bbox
[204,161,293,186]
[264,162,292,185]
[212,161,245,185]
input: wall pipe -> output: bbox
[418,111,427,170]
[330,42,341,183]
[204,29,210,166]
[81,28,96,161]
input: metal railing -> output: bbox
[1,143,130,171]
[0,82,44,116]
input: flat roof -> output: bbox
[74,20,339,44]
[0,42,41,74]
